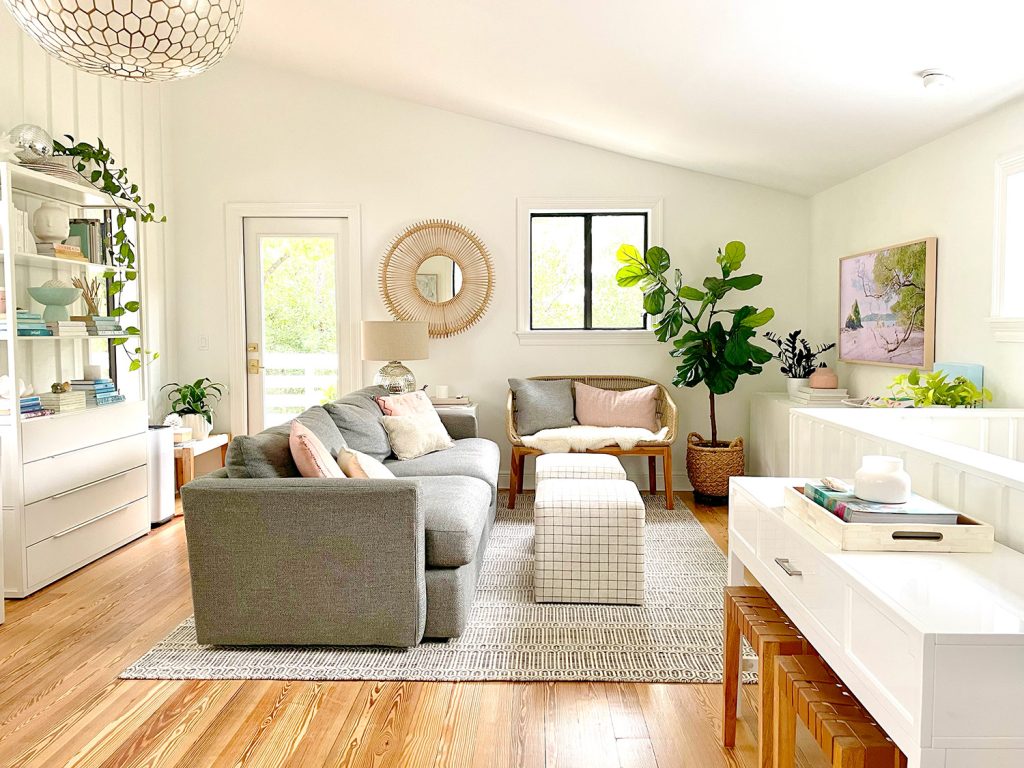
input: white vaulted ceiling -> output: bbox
[233,1,1024,194]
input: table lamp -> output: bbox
[361,320,429,393]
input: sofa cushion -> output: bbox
[324,386,392,461]
[416,475,491,567]
[225,405,345,479]
[385,438,500,496]
[509,378,575,436]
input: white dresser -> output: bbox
[729,477,1024,768]
[748,393,848,476]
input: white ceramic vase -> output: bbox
[854,455,911,503]
[180,413,212,440]
[32,201,70,244]
[786,377,810,396]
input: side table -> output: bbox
[175,433,231,494]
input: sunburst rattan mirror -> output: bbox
[379,219,494,338]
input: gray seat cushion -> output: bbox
[416,475,491,567]
[509,378,575,436]
[225,406,346,479]
[385,438,500,496]
[324,386,392,462]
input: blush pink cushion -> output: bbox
[376,390,434,416]
[573,382,660,431]
[289,421,345,478]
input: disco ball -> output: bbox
[3,0,244,83]
[9,123,53,162]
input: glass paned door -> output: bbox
[242,217,348,431]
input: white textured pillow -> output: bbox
[382,411,455,460]
[337,448,396,479]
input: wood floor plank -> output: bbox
[615,737,659,768]
[544,682,618,768]
[470,683,544,768]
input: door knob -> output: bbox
[247,359,263,374]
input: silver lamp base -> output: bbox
[374,360,417,393]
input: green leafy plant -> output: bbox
[162,378,225,425]
[888,369,992,408]
[764,329,836,378]
[616,240,774,444]
[52,135,165,371]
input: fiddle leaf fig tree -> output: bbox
[52,134,165,372]
[616,240,775,445]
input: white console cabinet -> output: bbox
[729,477,1024,768]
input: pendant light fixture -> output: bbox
[3,0,244,82]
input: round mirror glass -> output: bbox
[416,255,463,303]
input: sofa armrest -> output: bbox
[181,477,426,647]
[437,408,478,439]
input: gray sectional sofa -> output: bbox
[180,386,500,647]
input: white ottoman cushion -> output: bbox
[533,478,645,605]
[535,452,627,481]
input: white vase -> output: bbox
[180,413,212,440]
[786,377,810,397]
[32,201,70,244]
[854,455,912,503]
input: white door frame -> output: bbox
[224,203,363,436]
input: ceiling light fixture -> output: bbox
[921,70,954,90]
[3,0,244,83]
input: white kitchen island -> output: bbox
[728,476,1024,768]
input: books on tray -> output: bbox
[803,482,959,525]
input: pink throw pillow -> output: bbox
[289,421,345,478]
[376,390,433,416]
[574,382,660,431]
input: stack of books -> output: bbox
[37,390,87,413]
[0,396,53,419]
[803,482,959,525]
[71,315,125,337]
[70,378,125,408]
[790,386,849,406]
[36,243,87,261]
[0,310,52,336]
[46,320,89,337]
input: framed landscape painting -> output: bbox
[838,237,936,368]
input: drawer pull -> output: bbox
[51,471,128,499]
[51,502,134,538]
[774,557,803,577]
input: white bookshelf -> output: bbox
[0,162,150,598]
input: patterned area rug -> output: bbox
[122,492,755,683]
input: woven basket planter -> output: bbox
[686,432,744,498]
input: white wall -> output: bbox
[809,96,1024,407]
[0,14,174,419]
[164,58,810,487]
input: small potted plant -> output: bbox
[764,329,836,396]
[162,378,224,439]
[616,240,774,499]
[889,369,992,408]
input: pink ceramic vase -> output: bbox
[809,366,839,389]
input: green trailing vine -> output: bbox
[52,135,164,372]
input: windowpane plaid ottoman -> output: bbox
[535,452,629,481]
[533,477,645,605]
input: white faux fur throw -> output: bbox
[521,425,670,453]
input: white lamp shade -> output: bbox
[361,321,429,361]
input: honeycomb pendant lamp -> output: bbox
[4,0,244,82]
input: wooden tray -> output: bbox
[782,486,994,553]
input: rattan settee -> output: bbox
[505,375,678,509]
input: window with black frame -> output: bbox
[529,211,649,330]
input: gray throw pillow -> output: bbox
[509,378,575,436]
[324,400,391,462]
[224,405,348,479]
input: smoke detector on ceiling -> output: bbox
[921,70,954,90]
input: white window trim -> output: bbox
[990,152,1024,342]
[516,196,664,345]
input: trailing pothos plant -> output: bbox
[616,241,774,445]
[52,135,165,372]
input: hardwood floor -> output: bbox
[0,493,827,768]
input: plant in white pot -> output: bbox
[764,329,836,396]
[162,378,224,440]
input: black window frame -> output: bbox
[529,211,650,331]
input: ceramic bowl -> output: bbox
[27,286,80,323]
